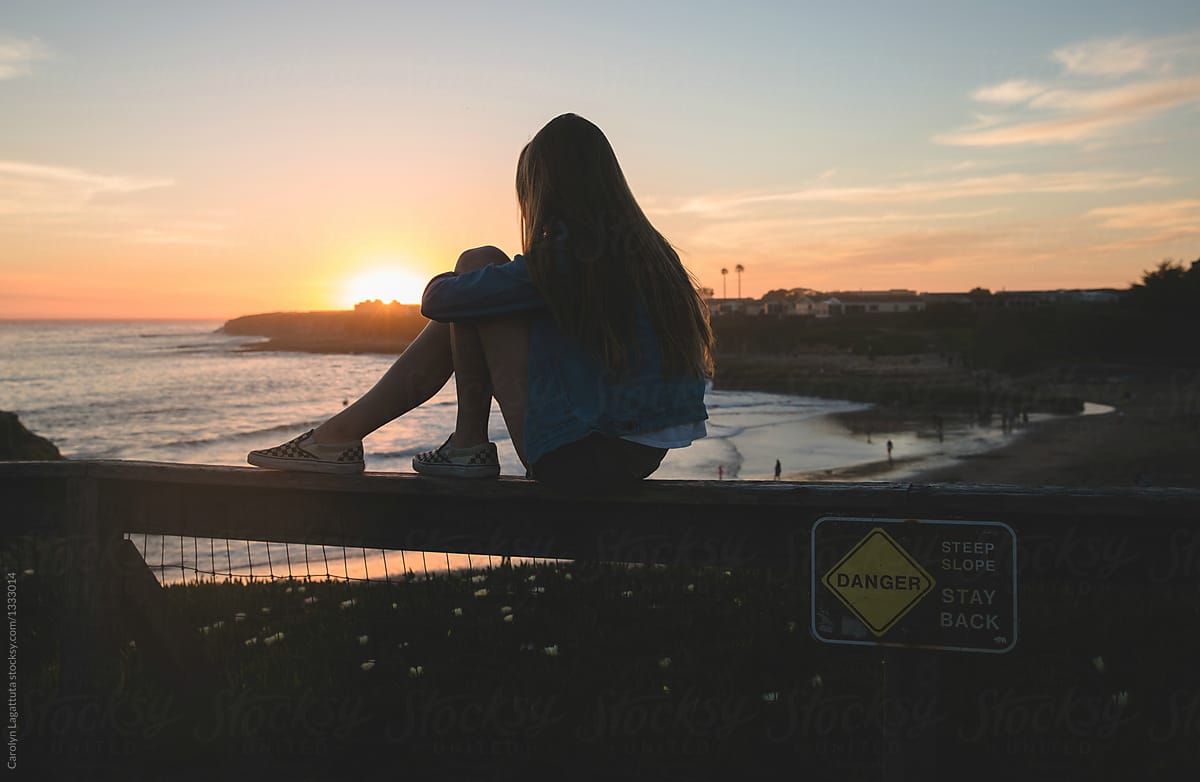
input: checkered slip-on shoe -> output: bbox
[247,429,365,475]
[412,434,500,479]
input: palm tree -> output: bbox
[721,267,728,298]
[735,264,745,299]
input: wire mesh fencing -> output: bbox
[124,532,562,585]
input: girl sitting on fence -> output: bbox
[248,113,712,488]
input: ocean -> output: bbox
[1,319,1044,581]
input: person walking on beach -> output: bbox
[886,439,894,463]
[774,459,781,481]
[718,465,724,481]
[247,113,713,489]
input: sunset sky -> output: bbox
[2,1,1199,319]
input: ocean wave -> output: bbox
[155,421,321,450]
[139,331,212,339]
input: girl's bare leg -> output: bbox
[312,320,452,443]
[441,246,531,467]
[450,315,530,467]
[449,317,492,448]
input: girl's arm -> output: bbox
[420,255,545,322]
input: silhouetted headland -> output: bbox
[0,410,62,460]
[220,300,426,354]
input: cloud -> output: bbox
[130,221,230,246]
[1052,36,1153,77]
[0,159,229,246]
[938,32,1200,147]
[972,80,1047,104]
[0,160,173,216]
[1087,199,1200,231]
[650,170,1173,216]
[0,35,50,80]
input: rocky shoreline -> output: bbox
[0,410,62,460]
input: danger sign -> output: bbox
[822,527,935,636]
[812,517,1018,653]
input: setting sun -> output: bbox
[340,266,431,308]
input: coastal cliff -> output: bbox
[221,303,427,354]
[0,411,62,460]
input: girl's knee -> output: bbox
[455,246,509,273]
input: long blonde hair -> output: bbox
[516,113,713,378]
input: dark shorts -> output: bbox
[529,433,667,489]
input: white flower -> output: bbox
[661,684,670,695]
[357,634,369,646]
[1092,656,1106,673]
[500,605,513,615]
[244,637,257,647]
[503,614,514,623]
[527,575,537,583]
[474,588,489,598]
[452,607,463,617]
[657,657,671,669]
[686,583,695,593]
[284,587,293,594]
[261,607,271,614]
[212,620,225,629]
[471,574,487,583]
[543,645,559,657]
[340,599,357,610]
[234,612,247,623]
[199,625,211,635]
[408,665,424,678]
[297,585,307,593]
[531,586,545,594]
[762,692,780,703]
[304,596,318,605]
[262,631,284,646]
[391,602,398,610]
[361,660,375,671]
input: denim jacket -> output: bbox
[421,252,708,466]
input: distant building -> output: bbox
[992,290,1060,308]
[824,290,925,315]
[921,288,1125,308]
[921,292,973,306]
[760,289,828,317]
[704,284,1120,319]
[706,298,757,317]
[1062,289,1124,304]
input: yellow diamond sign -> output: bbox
[822,527,935,636]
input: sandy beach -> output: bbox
[783,389,1200,489]
[710,351,1200,489]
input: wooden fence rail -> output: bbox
[6,459,1200,573]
